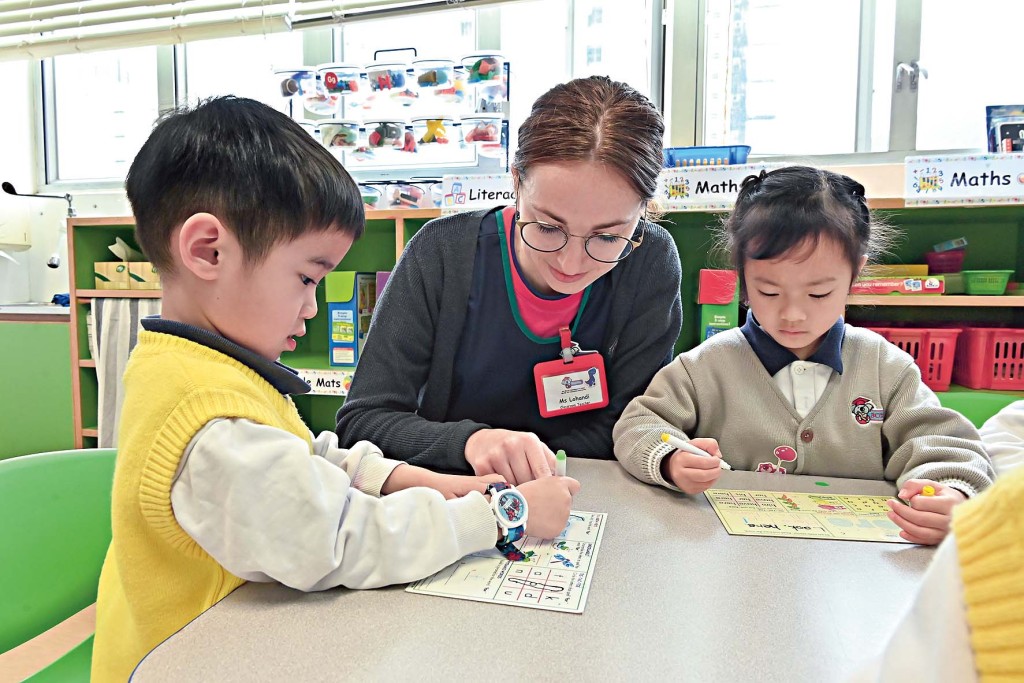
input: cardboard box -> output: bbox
[697,269,739,340]
[850,276,945,295]
[94,261,130,289]
[861,264,929,277]
[326,272,377,367]
[128,262,161,290]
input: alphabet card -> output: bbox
[405,510,607,613]
[705,489,910,543]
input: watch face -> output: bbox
[495,491,526,525]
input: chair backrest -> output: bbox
[0,448,116,654]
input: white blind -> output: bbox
[0,0,512,61]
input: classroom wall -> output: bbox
[0,60,37,303]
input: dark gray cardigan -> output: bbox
[335,209,683,473]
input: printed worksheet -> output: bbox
[705,489,911,543]
[406,510,607,613]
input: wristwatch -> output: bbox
[485,482,529,560]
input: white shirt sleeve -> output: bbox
[851,537,977,682]
[979,400,1024,476]
[170,418,498,591]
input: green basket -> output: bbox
[961,270,1013,295]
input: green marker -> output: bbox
[555,449,567,476]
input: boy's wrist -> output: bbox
[380,463,433,494]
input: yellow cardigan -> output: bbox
[91,331,312,682]
[954,465,1024,681]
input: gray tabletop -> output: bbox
[133,460,933,682]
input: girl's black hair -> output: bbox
[718,166,892,295]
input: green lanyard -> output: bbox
[495,209,591,345]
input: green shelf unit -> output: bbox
[65,202,1024,442]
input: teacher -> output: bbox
[336,75,682,484]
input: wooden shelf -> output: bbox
[79,359,96,368]
[848,295,1024,307]
[366,208,440,220]
[76,289,162,299]
[82,428,98,438]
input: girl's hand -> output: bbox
[661,437,725,495]
[886,479,967,545]
[465,429,556,485]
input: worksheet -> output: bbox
[406,510,607,613]
[705,489,911,543]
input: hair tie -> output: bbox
[741,169,768,192]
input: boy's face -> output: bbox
[743,237,855,361]
[213,228,353,362]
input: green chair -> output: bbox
[0,448,116,680]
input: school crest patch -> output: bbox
[850,396,885,425]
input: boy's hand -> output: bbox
[465,428,557,485]
[515,476,581,539]
[428,472,506,500]
[661,438,724,495]
[886,479,967,545]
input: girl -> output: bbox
[613,166,994,545]
[336,76,682,484]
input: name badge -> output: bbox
[533,327,609,418]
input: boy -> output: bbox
[92,97,580,682]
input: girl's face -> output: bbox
[514,162,643,296]
[744,236,865,360]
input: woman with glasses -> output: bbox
[336,76,682,484]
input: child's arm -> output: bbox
[853,536,976,681]
[881,363,995,498]
[880,363,995,544]
[979,399,1024,476]
[171,418,500,591]
[310,430,505,499]
[612,355,714,492]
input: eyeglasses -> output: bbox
[515,218,645,263]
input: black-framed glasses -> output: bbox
[515,218,645,263]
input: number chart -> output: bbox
[406,510,607,613]
[705,489,910,543]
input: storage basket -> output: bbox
[662,145,751,167]
[952,327,1024,390]
[866,327,961,392]
[961,270,1013,295]
[923,249,964,274]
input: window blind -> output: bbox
[0,0,511,61]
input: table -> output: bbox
[132,461,933,682]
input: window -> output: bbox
[703,0,862,155]
[693,0,1024,157]
[47,47,160,182]
[915,1,1024,151]
[41,0,657,186]
[181,32,306,108]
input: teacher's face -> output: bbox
[514,161,644,296]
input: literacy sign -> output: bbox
[441,174,515,211]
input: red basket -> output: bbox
[924,250,965,274]
[866,327,961,391]
[952,327,1024,390]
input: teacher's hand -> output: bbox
[465,429,556,485]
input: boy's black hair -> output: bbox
[126,96,364,273]
[718,165,893,295]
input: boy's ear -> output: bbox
[176,213,229,281]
